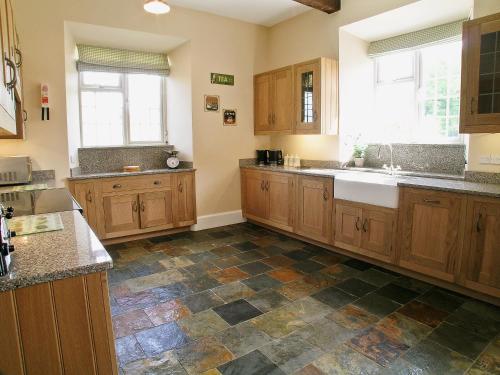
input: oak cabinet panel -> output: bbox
[73,182,98,231]
[335,202,362,248]
[243,170,268,220]
[398,188,466,283]
[267,172,295,231]
[460,12,500,133]
[254,67,293,135]
[139,190,174,229]
[174,172,196,227]
[460,196,500,298]
[103,194,140,235]
[295,175,333,243]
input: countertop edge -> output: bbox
[68,168,196,181]
[0,261,113,292]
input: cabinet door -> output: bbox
[173,172,196,227]
[267,172,295,232]
[460,14,500,133]
[242,170,267,220]
[294,60,321,134]
[0,0,15,134]
[360,208,396,263]
[139,190,174,229]
[73,182,98,231]
[398,188,466,282]
[254,73,273,134]
[461,198,500,298]
[103,194,140,235]
[295,176,332,243]
[273,67,293,133]
[334,201,362,248]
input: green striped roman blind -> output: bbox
[76,44,170,76]
[368,19,467,58]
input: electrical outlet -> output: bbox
[479,155,492,164]
[491,155,500,165]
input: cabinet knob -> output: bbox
[178,182,183,193]
[154,180,161,185]
[362,218,368,232]
[113,184,122,189]
[355,217,361,231]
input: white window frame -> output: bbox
[78,72,167,147]
[374,45,463,144]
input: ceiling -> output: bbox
[166,0,311,27]
[343,0,473,42]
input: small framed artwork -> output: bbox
[204,95,220,112]
[223,109,237,126]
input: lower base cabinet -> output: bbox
[334,200,396,263]
[0,272,118,375]
[69,171,196,241]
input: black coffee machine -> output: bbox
[268,150,284,166]
[0,203,15,277]
[256,150,269,166]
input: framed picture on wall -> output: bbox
[223,109,237,126]
[204,95,220,112]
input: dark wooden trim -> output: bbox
[293,0,341,14]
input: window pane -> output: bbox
[377,51,414,83]
[81,91,124,146]
[128,74,163,143]
[81,72,121,87]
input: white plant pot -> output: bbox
[354,158,365,168]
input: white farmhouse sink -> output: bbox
[334,172,400,208]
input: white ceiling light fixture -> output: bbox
[144,0,171,14]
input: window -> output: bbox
[79,71,165,147]
[373,41,462,143]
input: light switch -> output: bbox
[479,155,492,164]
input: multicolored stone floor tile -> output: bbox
[107,222,500,374]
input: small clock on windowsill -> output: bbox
[166,150,180,169]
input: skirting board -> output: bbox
[191,210,246,231]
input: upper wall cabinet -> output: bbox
[0,0,24,139]
[254,57,338,136]
[460,12,500,133]
[294,58,338,135]
[254,66,293,135]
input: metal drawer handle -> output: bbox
[178,182,183,193]
[476,213,482,233]
[323,188,328,201]
[261,180,265,191]
[86,190,92,203]
[113,184,122,189]
[266,180,270,191]
[140,201,145,212]
[154,180,162,185]
[5,57,17,90]
[14,48,22,68]
[355,217,361,231]
[132,201,138,212]
[362,218,368,232]
[22,110,28,122]
[423,199,441,204]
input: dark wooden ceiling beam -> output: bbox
[293,0,341,14]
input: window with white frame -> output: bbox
[373,41,462,144]
[79,71,166,147]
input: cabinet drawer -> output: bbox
[101,175,172,193]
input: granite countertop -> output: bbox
[68,168,196,181]
[240,165,500,198]
[0,211,112,292]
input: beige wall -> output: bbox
[1,0,271,217]
[468,0,500,173]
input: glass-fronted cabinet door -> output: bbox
[460,13,500,133]
[294,59,321,134]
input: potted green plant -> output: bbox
[353,145,366,167]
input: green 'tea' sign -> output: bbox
[211,73,234,86]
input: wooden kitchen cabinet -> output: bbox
[295,175,333,243]
[241,170,295,232]
[398,188,466,283]
[173,172,196,227]
[334,200,396,263]
[73,181,98,231]
[139,190,174,229]
[0,272,118,375]
[103,193,140,235]
[460,12,500,133]
[254,66,293,135]
[460,196,500,298]
[294,58,338,135]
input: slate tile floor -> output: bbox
[106,223,500,374]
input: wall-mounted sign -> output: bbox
[223,109,237,126]
[211,73,234,86]
[204,95,220,112]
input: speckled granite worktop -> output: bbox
[68,168,196,181]
[240,165,500,198]
[0,211,112,292]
